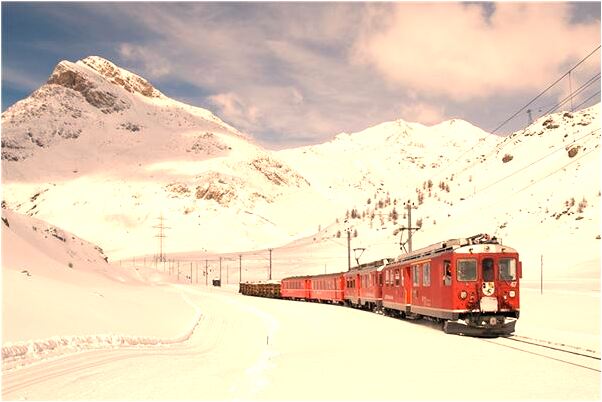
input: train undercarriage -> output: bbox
[443,314,518,337]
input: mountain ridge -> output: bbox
[1,56,599,277]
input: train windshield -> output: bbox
[457,259,477,281]
[499,258,517,281]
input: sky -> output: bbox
[1,2,601,148]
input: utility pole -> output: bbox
[153,213,170,262]
[268,248,273,280]
[347,229,351,271]
[400,200,420,253]
[527,109,533,125]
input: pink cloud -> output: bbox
[399,102,447,125]
[353,3,600,101]
[208,92,261,125]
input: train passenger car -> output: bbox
[281,276,311,300]
[381,260,408,316]
[308,273,345,304]
[344,259,391,310]
[387,233,521,336]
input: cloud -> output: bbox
[2,67,45,91]
[399,102,447,126]
[4,3,598,144]
[208,92,261,125]
[118,43,171,78]
[352,3,601,101]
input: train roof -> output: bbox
[346,258,393,273]
[395,233,517,263]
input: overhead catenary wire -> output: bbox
[574,91,602,111]
[490,44,601,135]
[542,73,601,116]
[429,44,601,186]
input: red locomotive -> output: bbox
[246,233,521,336]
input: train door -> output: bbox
[393,267,403,306]
[481,257,495,296]
[480,257,498,312]
[304,278,311,300]
[404,265,412,305]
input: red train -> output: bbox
[247,233,521,336]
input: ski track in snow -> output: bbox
[2,285,202,371]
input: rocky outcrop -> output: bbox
[251,156,309,187]
[80,56,163,98]
[47,61,129,114]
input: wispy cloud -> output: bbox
[2,66,45,91]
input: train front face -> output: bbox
[445,243,521,336]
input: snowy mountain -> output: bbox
[277,105,600,282]
[2,56,600,281]
[1,56,324,258]
[277,117,499,204]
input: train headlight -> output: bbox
[460,290,468,300]
[509,290,516,298]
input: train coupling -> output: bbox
[443,316,517,337]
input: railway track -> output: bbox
[484,334,601,372]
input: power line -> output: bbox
[429,44,601,187]
[542,72,601,116]
[490,44,601,135]
[475,127,600,195]
[574,90,602,111]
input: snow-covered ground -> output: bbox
[2,273,600,400]
[1,210,599,399]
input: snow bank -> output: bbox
[2,290,202,370]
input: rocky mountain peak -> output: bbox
[46,60,130,114]
[78,56,164,98]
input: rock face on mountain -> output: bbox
[79,56,163,98]
[47,60,130,114]
[1,55,246,164]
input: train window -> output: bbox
[443,260,452,286]
[385,270,390,286]
[457,259,477,281]
[412,265,420,287]
[423,263,431,287]
[482,258,494,282]
[394,269,400,286]
[499,258,517,281]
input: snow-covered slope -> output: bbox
[278,117,498,204]
[0,207,197,349]
[1,56,326,258]
[277,105,601,282]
